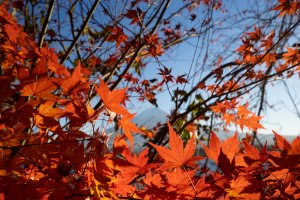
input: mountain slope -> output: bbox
[106,107,297,151]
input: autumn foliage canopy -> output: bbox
[0,0,300,199]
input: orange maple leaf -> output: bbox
[264,168,289,181]
[21,78,57,99]
[143,172,164,188]
[38,101,66,119]
[263,53,277,67]
[164,168,197,195]
[124,9,141,25]
[283,47,300,65]
[222,132,239,163]
[243,140,260,160]
[274,0,299,16]
[212,101,264,131]
[246,26,261,41]
[122,147,148,169]
[118,114,142,145]
[110,149,150,197]
[118,148,149,183]
[60,63,90,95]
[237,104,252,116]
[149,43,164,56]
[96,78,130,116]
[150,123,202,169]
[273,131,292,153]
[210,102,229,113]
[223,113,235,125]
[110,176,136,197]
[107,26,128,47]
[226,176,251,198]
[195,178,213,198]
[210,99,237,114]
[237,114,264,131]
[202,132,239,164]
[291,136,300,154]
[201,131,222,164]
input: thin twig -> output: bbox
[38,0,55,48]
[60,0,100,64]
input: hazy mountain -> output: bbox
[103,107,299,171]
[213,129,297,147]
[106,107,168,152]
[106,107,298,152]
[132,107,169,129]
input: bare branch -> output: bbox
[38,0,55,48]
[60,0,100,64]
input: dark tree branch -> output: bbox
[38,0,55,48]
[60,0,100,64]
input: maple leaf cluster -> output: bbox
[274,0,300,16]
[0,1,300,199]
[211,99,264,131]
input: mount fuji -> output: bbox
[106,107,168,152]
[105,107,297,152]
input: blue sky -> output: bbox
[126,0,300,136]
[46,0,299,137]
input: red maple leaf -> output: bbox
[201,131,221,164]
[38,100,66,119]
[59,63,90,95]
[221,132,239,163]
[226,176,251,198]
[96,78,130,116]
[149,43,164,56]
[107,26,128,47]
[175,74,188,84]
[150,123,202,169]
[117,148,149,183]
[291,136,300,154]
[118,114,142,145]
[273,131,292,153]
[143,171,164,188]
[264,168,289,181]
[283,47,300,65]
[274,0,299,16]
[202,132,239,164]
[243,140,260,161]
[164,168,197,196]
[124,9,142,25]
[21,78,57,99]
